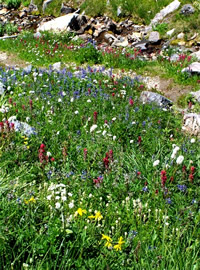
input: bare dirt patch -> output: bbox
[0,51,29,68]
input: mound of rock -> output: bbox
[140,91,173,108]
[182,113,200,136]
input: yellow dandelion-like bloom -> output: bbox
[102,234,112,242]
[29,196,36,203]
[75,208,87,216]
[118,236,125,245]
[114,244,121,251]
[88,211,103,221]
[105,241,112,248]
[113,236,125,251]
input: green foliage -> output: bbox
[5,23,18,35]
[6,0,21,9]
[0,63,199,269]
[44,0,62,16]
[153,23,168,36]
[80,0,107,16]
[0,24,5,37]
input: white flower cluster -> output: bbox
[171,145,180,159]
[8,116,37,136]
[0,81,5,95]
[47,183,74,210]
[171,144,184,165]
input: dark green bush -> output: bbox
[6,0,21,9]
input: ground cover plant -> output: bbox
[0,62,200,269]
[1,31,200,92]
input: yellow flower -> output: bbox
[105,241,112,248]
[27,146,30,149]
[113,236,125,251]
[118,236,125,245]
[88,211,103,221]
[75,208,87,216]
[114,244,121,251]
[24,199,29,204]
[24,141,28,145]
[24,137,29,141]
[29,196,36,203]
[102,234,112,242]
[24,196,36,204]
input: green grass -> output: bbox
[0,63,199,269]
[0,31,200,93]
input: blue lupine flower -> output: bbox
[177,184,187,192]
[166,198,172,204]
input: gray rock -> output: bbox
[37,13,79,32]
[182,62,200,74]
[68,14,87,31]
[190,90,200,103]
[23,65,32,74]
[52,62,61,71]
[112,37,128,47]
[177,32,184,39]
[148,31,160,43]
[190,50,200,61]
[182,113,200,136]
[140,91,173,108]
[117,6,122,17]
[150,0,180,26]
[167,28,175,36]
[134,41,148,51]
[61,4,75,14]
[170,53,180,62]
[34,32,41,39]
[0,81,5,95]
[180,4,195,15]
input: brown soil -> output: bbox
[0,51,29,68]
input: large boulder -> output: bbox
[140,91,173,108]
[150,0,180,26]
[37,12,87,32]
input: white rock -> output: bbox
[191,51,200,61]
[190,90,200,103]
[182,113,200,136]
[37,13,78,32]
[52,62,61,71]
[167,28,175,36]
[177,32,184,39]
[149,31,160,43]
[150,0,181,26]
[182,62,200,74]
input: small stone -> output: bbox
[182,62,200,74]
[190,90,200,103]
[190,50,200,61]
[177,32,184,39]
[183,113,200,136]
[52,62,61,71]
[166,28,175,36]
[148,31,160,43]
[140,91,173,108]
[170,53,179,62]
[180,4,195,15]
[34,32,41,39]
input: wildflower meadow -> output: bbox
[0,34,200,269]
